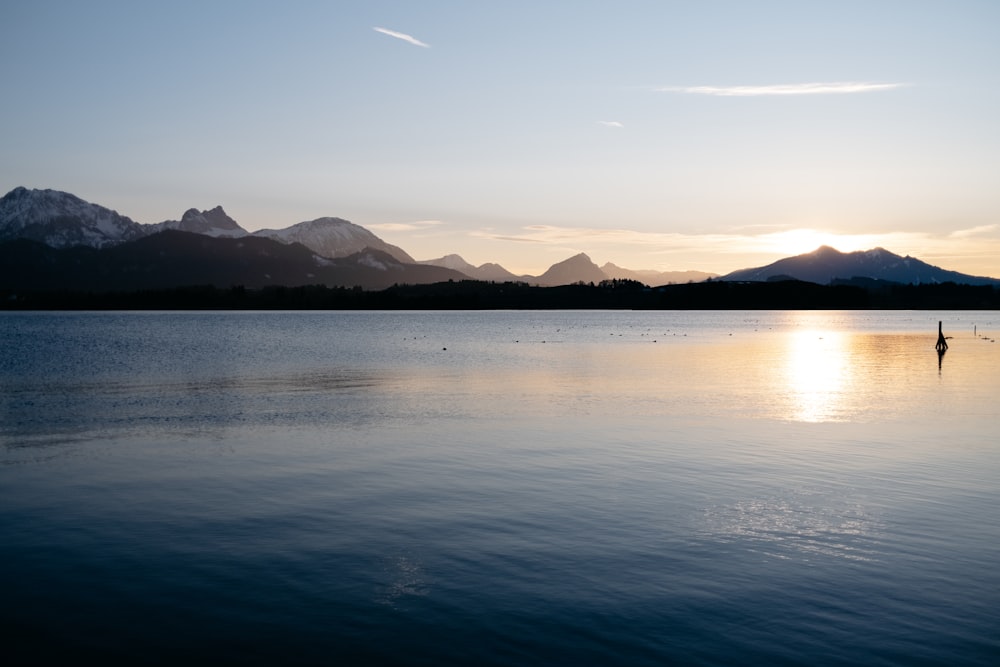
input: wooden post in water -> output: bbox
[935,321,948,351]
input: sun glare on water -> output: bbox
[783,329,853,422]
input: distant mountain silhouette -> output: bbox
[534,253,608,286]
[721,246,1000,286]
[419,254,524,282]
[600,262,717,285]
[0,231,466,291]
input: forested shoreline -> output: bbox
[4,278,999,310]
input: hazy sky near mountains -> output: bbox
[2,1,999,276]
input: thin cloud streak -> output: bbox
[369,220,444,233]
[473,225,706,249]
[598,120,624,128]
[373,27,430,48]
[949,224,998,238]
[471,223,1000,260]
[656,82,906,96]
[491,235,547,244]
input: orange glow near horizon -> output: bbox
[754,229,880,258]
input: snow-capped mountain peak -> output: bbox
[252,217,414,262]
[0,188,417,263]
[151,205,247,238]
[0,186,145,248]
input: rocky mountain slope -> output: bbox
[0,186,146,248]
[148,206,248,237]
[252,217,414,264]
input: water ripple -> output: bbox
[702,491,886,562]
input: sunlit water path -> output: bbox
[2,310,998,665]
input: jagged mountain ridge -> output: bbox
[419,255,718,286]
[3,187,997,289]
[1,188,722,286]
[722,245,1000,286]
[0,188,416,266]
[149,206,248,238]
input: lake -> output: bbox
[2,310,999,665]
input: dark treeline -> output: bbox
[3,278,999,310]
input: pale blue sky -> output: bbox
[3,1,999,275]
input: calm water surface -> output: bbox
[2,310,999,665]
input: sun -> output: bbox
[763,229,873,257]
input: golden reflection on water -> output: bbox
[414,333,916,424]
[782,330,854,423]
[755,328,944,423]
[383,316,996,426]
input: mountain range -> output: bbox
[1,186,997,292]
[719,245,999,286]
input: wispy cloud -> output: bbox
[472,224,932,258]
[655,82,906,96]
[949,224,998,238]
[473,225,689,248]
[368,220,444,233]
[373,27,430,48]
[598,120,624,128]
[491,235,547,244]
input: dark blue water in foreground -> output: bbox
[2,311,999,665]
